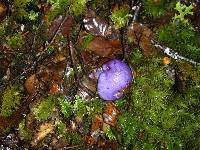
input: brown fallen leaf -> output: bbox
[24,74,39,94]
[0,1,7,21]
[127,22,157,56]
[103,102,118,126]
[31,122,54,146]
[87,36,122,57]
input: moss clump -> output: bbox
[58,96,72,118]
[69,0,89,16]
[46,0,69,21]
[74,95,87,118]
[172,1,193,24]
[0,85,22,117]
[18,119,32,140]
[156,2,200,62]
[117,50,200,149]
[32,95,55,121]
[110,6,132,29]
[6,32,25,49]
[144,0,177,18]
[55,119,67,136]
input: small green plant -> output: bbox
[6,32,25,49]
[32,95,55,121]
[74,95,87,118]
[104,123,116,140]
[110,6,132,29]
[55,119,67,136]
[81,33,94,49]
[69,0,89,16]
[47,0,69,21]
[0,85,22,117]
[58,96,72,118]
[173,1,193,24]
[18,119,32,140]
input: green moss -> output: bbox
[66,131,83,145]
[144,0,177,18]
[104,124,116,140]
[6,32,25,49]
[18,119,32,140]
[86,98,104,120]
[74,95,87,118]
[155,1,200,62]
[116,51,200,149]
[58,96,72,118]
[55,119,67,136]
[12,0,29,20]
[0,85,22,117]
[156,22,200,62]
[81,33,94,49]
[69,0,89,16]
[32,95,55,121]
[47,0,69,21]
[110,6,132,29]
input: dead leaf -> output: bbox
[87,36,122,57]
[103,102,118,126]
[31,122,54,146]
[61,15,73,37]
[127,22,157,56]
[24,74,39,94]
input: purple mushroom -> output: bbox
[97,59,133,101]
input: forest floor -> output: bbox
[0,0,200,149]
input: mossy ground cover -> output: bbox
[0,0,199,149]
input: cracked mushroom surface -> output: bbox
[97,59,133,101]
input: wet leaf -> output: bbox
[61,15,73,37]
[24,74,39,94]
[127,22,157,56]
[103,102,118,126]
[87,36,122,57]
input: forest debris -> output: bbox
[31,122,54,147]
[24,74,39,94]
[0,1,7,21]
[85,115,103,145]
[127,22,156,56]
[83,17,109,37]
[87,36,122,57]
[103,102,118,126]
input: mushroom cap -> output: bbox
[97,59,133,101]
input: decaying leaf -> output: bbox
[0,1,7,21]
[87,36,122,57]
[127,22,157,56]
[103,102,118,126]
[24,74,39,94]
[31,122,54,146]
